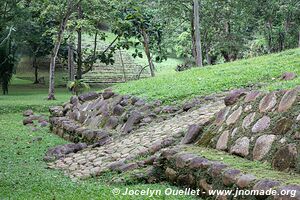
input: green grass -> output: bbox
[0,79,196,200]
[0,78,71,114]
[114,48,300,104]
[185,146,300,185]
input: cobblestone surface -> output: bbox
[48,101,224,179]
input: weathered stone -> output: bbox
[175,153,197,168]
[94,130,109,140]
[273,118,293,135]
[102,89,114,99]
[297,114,300,121]
[224,89,247,106]
[253,134,276,161]
[160,149,179,160]
[222,169,241,186]
[161,105,180,114]
[44,143,87,162]
[278,89,298,112]
[181,124,203,144]
[252,116,271,133]
[92,136,111,147]
[274,185,300,200]
[82,130,96,142]
[231,128,238,138]
[244,104,252,112]
[293,132,300,140]
[259,92,277,113]
[177,174,195,188]
[40,121,49,127]
[122,111,143,134]
[165,167,177,183]
[88,115,102,129]
[281,72,297,81]
[113,105,125,116]
[209,163,228,177]
[118,163,138,172]
[23,109,34,117]
[230,137,250,157]
[216,130,230,150]
[183,101,198,112]
[134,99,146,107]
[78,92,99,102]
[142,155,157,165]
[70,95,79,104]
[49,106,64,117]
[188,157,211,170]
[104,116,119,129]
[199,179,213,194]
[226,106,243,125]
[23,117,34,125]
[215,107,230,126]
[107,160,125,170]
[130,96,139,105]
[272,144,297,171]
[253,179,281,199]
[236,174,256,189]
[244,91,261,102]
[242,112,256,129]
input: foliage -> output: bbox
[112,0,168,62]
[67,79,90,95]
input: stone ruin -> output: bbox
[198,87,300,173]
[82,49,150,83]
[45,87,300,199]
[47,88,209,161]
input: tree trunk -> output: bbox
[266,19,273,53]
[298,31,300,48]
[141,29,155,77]
[33,55,39,84]
[76,3,83,80]
[48,0,78,100]
[193,0,203,67]
[119,50,126,82]
[91,31,98,72]
[68,42,75,81]
[190,4,196,58]
[205,45,211,65]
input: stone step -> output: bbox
[153,146,300,199]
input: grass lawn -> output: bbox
[0,79,196,200]
[114,48,300,104]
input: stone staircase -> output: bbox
[82,46,150,83]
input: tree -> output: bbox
[193,0,203,67]
[112,0,167,77]
[42,0,81,100]
[0,27,15,95]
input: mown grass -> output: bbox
[114,48,300,104]
[0,79,196,200]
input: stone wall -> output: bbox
[153,147,300,200]
[49,89,205,146]
[198,87,300,173]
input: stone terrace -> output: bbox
[48,100,224,180]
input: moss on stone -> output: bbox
[184,146,300,185]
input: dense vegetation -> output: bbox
[0,0,300,98]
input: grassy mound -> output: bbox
[114,48,300,103]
